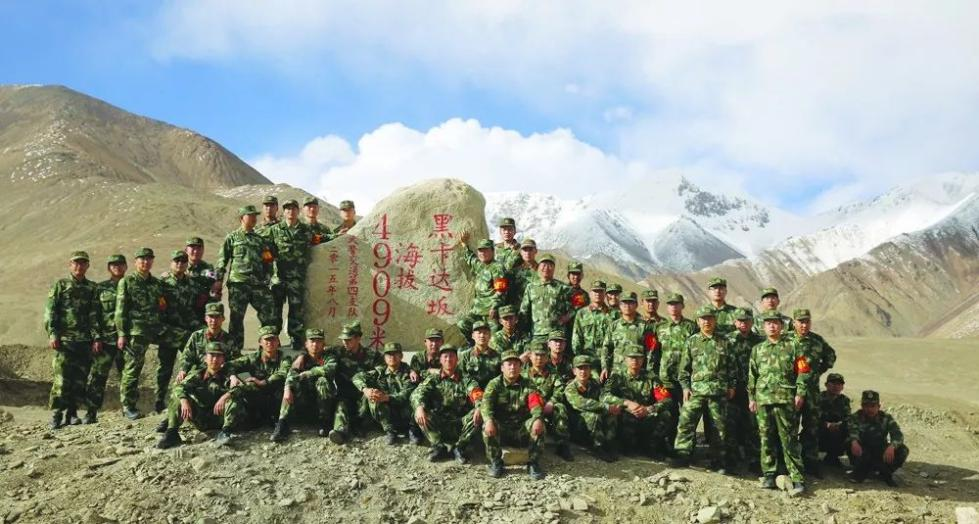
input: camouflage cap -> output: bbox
[695,305,716,318]
[861,390,880,405]
[262,195,278,205]
[106,254,127,265]
[339,200,355,210]
[282,198,299,209]
[383,342,403,354]
[734,308,754,321]
[760,287,779,298]
[665,292,684,304]
[476,239,494,250]
[134,247,155,259]
[606,283,623,294]
[529,341,548,355]
[498,217,516,228]
[306,328,326,340]
[759,309,783,322]
[572,355,592,368]
[792,308,812,320]
[171,250,188,262]
[70,251,90,262]
[538,253,556,264]
[567,261,583,274]
[239,205,260,216]
[302,196,319,206]
[498,305,517,318]
[826,373,845,384]
[471,320,490,332]
[623,343,645,358]
[642,289,659,300]
[257,325,280,339]
[547,330,566,342]
[500,351,522,363]
[204,341,225,355]
[424,328,444,340]
[707,276,727,288]
[185,236,204,247]
[590,280,607,291]
[338,326,361,339]
[520,238,537,249]
[438,344,458,355]
[204,302,224,316]
[620,291,638,303]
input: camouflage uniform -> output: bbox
[332,200,357,236]
[85,269,124,413]
[268,212,312,348]
[603,308,659,375]
[185,237,217,326]
[523,361,570,447]
[489,306,529,355]
[277,347,338,426]
[157,259,200,409]
[519,257,572,339]
[790,320,837,467]
[409,350,441,379]
[818,382,851,462]
[458,344,502,389]
[708,303,738,336]
[480,364,545,464]
[457,240,509,342]
[494,239,522,275]
[602,356,675,455]
[228,332,291,427]
[165,354,245,433]
[179,325,235,377]
[352,345,418,435]
[306,221,334,247]
[748,313,811,483]
[410,365,481,453]
[571,286,612,366]
[674,319,734,465]
[564,361,617,450]
[115,250,166,413]
[508,240,539,308]
[655,308,698,399]
[329,326,384,434]
[847,391,909,480]
[726,323,764,466]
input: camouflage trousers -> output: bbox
[619,400,675,454]
[49,342,93,411]
[818,421,849,459]
[166,390,245,431]
[542,402,570,445]
[663,383,684,444]
[569,409,618,448]
[156,329,191,407]
[847,442,909,475]
[364,398,412,433]
[726,387,759,465]
[278,376,337,425]
[120,336,154,411]
[756,403,804,481]
[227,282,276,350]
[798,387,821,465]
[420,407,479,450]
[674,394,727,463]
[85,342,124,411]
[483,418,543,463]
[333,380,369,433]
[235,386,283,428]
[271,275,306,350]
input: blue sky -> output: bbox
[3,1,978,212]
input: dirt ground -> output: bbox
[1,337,978,523]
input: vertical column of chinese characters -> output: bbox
[346,236,360,319]
[427,213,454,318]
[370,214,393,349]
[325,247,341,318]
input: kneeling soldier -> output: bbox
[524,341,573,461]
[482,351,547,479]
[603,343,675,459]
[818,373,851,468]
[353,342,419,445]
[229,325,291,428]
[847,390,909,487]
[565,355,620,462]
[157,341,243,449]
[271,328,338,442]
[411,345,482,463]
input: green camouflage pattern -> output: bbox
[157,272,200,406]
[489,328,529,355]
[48,341,93,411]
[726,330,765,463]
[215,227,277,286]
[45,275,101,343]
[571,305,612,362]
[329,344,384,431]
[186,260,216,324]
[180,328,235,375]
[85,344,122,411]
[480,374,544,462]
[279,352,338,423]
[756,404,805,481]
[410,371,480,450]
[519,278,572,338]
[790,331,837,464]
[655,317,697,389]
[457,347,502,388]
[229,350,291,426]
[353,362,417,433]
[166,367,244,431]
[603,317,658,374]
[602,369,675,453]
[707,303,738,335]
[678,332,733,396]
[564,378,617,447]
[269,220,312,345]
[306,220,334,246]
[114,272,165,338]
[95,278,121,342]
[847,408,909,474]
[524,365,569,444]
[818,391,851,459]
[747,337,810,406]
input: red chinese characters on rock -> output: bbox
[426,213,454,318]
[346,236,360,319]
[324,247,341,318]
[368,214,394,349]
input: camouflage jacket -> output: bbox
[727,330,765,389]
[790,332,837,389]
[602,368,671,407]
[519,278,572,338]
[186,260,216,323]
[753,313,793,335]
[678,332,733,396]
[494,241,522,273]
[848,409,904,447]
[707,303,738,336]
[819,392,852,424]
[173,367,236,407]
[509,262,538,308]
[115,272,165,338]
[462,246,508,315]
[306,221,334,246]
[255,219,280,239]
[268,220,312,280]
[161,272,200,336]
[480,375,544,426]
[180,328,235,375]
[215,227,277,286]
[95,278,121,342]
[285,352,339,387]
[549,357,575,382]
[352,362,416,406]
[572,305,612,359]
[563,378,608,414]
[409,351,440,378]
[523,364,566,404]
[229,350,291,392]
[603,317,659,374]
[748,336,811,406]
[410,370,479,417]
[330,345,384,387]
[44,275,102,343]
[656,317,698,388]
[332,220,356,236]
[458,346,502,388]
[489,328,529,355]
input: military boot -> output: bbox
[408,424,423,445]
[453,446,469,465]
[556,442,574,462]
[66,409,82,425]
[50,410,64,430]
[155,418,169,433]
[527,461,545,481]
[789,481,806,497]
[156,429,182,449]
[214,429,234,447]
[759,475,776,490]
[154,400,166,414]
[385,430,398,446]
[428,445,449,462]
[488,459,505,478]
[83,410,98,425]
[122,407,141,420]
[880,471,898,487]
[328,428,348,445]
[270,419,290,443]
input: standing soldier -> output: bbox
[656,293,697,423]
[156,250,199,414]
[271,328,339,443]
[229,326,291,429]
[519,254,573,341]
[754,288,792,333]
[509,238,539,307]
[749,310,809,496]
[457,233,509,342]
[333,200,357,235]
[565,261,589,341]
[44,251,102,429]
[184,237,217,326]
[411,345,481,463]
[84,254,126,424]
[726,308,764,473]
[705,277,737,335]
[847,390,908,487]
[818,373,851,468]
[524,341,573,461]
[303,196,334,246]
[115,247,165,420]
[157,341,244,449]
[640,289,664,325]
[790,308,837,477]
[602,344,675,459]
[410,328,444,384]
[490,305,529,356]
[481,352,547,479]
[605,284,623,321]
[256,194,280,237]
[571,280,612,367]
[353,342,419,445]
[564,356,620,462]
[494,217,521,271]
[268,199,312,350]
[459,321,502,390]
[671,307,734,472]
[602,291,658,382]
[213,205,277,350]
[328,322,384,443]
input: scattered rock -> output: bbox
[278,498,295,508]
[775,475,791,491]
[956,507,979,524]
[696,506,720,524]
[190,456,211,472]
[570,497,589,512]
[87,457,121,470]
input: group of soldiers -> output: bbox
[43,200,909,492]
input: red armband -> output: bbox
[157,296,168,312]
[571,292,587,308]
[795,356,811,374]
[469,388,484,404]
[527,391,544,410]
[644,332,658,351]
[261,249,274,263]
[493,277,509,293]
[653,386,671,402]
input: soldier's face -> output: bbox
[472,328,490,346]
[643,299,658,314]
[171,259,188,276]
[574,366,591,382]
[667,303,683,317]
[862,403,880,417]
[476,247,494,263]
[607,294,620,306]
[108,262,127,278]
[568,273,582,286]
[342,337,361,351]
[590,290,605,304]
[241,214,257,229]
[529,353,546,369]
[185,245,204,262]
[424,338,443,354]
[501,315,517,331]
[500,226,515,241]
[620,301,636,316]
[306,339,325,357]
[538,262,555,280]
[520,247,536,262]
[626,356,643,374]
[826,382,844,395]
[69,259,89,278]
[283,206,299,221]
[709,286,727,302]
[263,203,278,219]
[340,208,356,222]
[548,339,565,353]
[698,316,716,334]
[304,204,319,220]
[761,295,779,310]
[735,319,751,334]
[384,352,403,368]
[794,319,811,335]
[440,351,458,372]
[260,336,280,355]
[135,256,153,273]
[501,359,522,380]
[205,353,225,373]
[763,319,782,338]
[205,314,224,330]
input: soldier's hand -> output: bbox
[484,419,497,437]
[599,369,609,383]
[472,409,483,426]
[377,391,390,403]
[460,231,471,245]
[174,370,187,383]
[519,351,531,363]
[543,402,554,416]
[117,336,127,351]
[850,440,863,457]
[91,341,102,354]
[793,395,804,411]
[49,338,60,350]
[749,400,757,414]
[214,393,230,415]
[409,370,420,383]
[726,388,735,400]
[683,389,692,402]
[180,399,193,421]
[414,406,429,430]
[608,404,622,416]
[883,444,895,464]
[284,387,295,405]
[229,375,244,388]
[531,418,545,438]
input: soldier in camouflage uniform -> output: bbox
[409,328,444,384]
[749,310,810,495]
[456,233,509,343]
[640,289,664,325]
[605,283,623,321]
[490,305,529,357]
[566,261,590,339]
[84,254,127,424]
[726,308,764,472]
[213,205,277,350]
[184,237,217,326]
[411,345,481,463]
[271,328,339,443]
[328,322,384,443]
[494,217,522,272]
[656,293,698,440]
[547,334,575,381]
[459,321,501,391]
[818,373,851,468]
[753,288,792,333]
[156,250,199,413]
[508,238,539,308]
[602,292,658,381]
[847,390,908,486]
[603,344,675,458]
[256,194,280,238]
[176,303,234,383]
[571,280,612,368]
[157,341,245,449]
[353,342,419,445]
[519,254,573,340]
[565,356,620,462]
[228,325,292,428]
[115,247,166,420]
[671,306,734,472]
[481,352,547,479]
[705,277,738,335]
[333,200,357,235]
[45,251,102,429]
[268,199,312,350]
[303,196,334,246]
[524,341,573,460]
[789,308,837,477]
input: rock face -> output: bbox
[305,179,490,350]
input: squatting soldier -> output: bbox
[727,308,764,472]
[213,205,277,350]
[328,322,384,443]
[671,306,734,472]
[157,341,244,449]
[45,250,102,429]
[271,328,339,443]
[603,344,675,458]
[705,277,738,335]
[229,326,291,428]
[602,291,658,381]
[256,194,280,238]
[184,237,217,325]
[353,342,419,445]
[84,253,126,424]
[411,345,481,463]
[268,199,312,350]
[571,280,611,367]
[333,200,357,235]
[847,390,908,487]
[790,308,837,477]
[524,342,573,461]
[656,292,697,414]
[640,289,664,325]
[456,233,509,343]
[409,328,444,382]
[605,283,623,321]
[749,310,810,496]
[157,250,199,413]
[494,217,521,271]
[481,352,547,480]
[519,254,573,340]
[490,305,529,356]
[818,373,851,468]
[565,356,620,462]
[303,196,334,246]
[754,288,792,333]
[176,302,234,382]
[459,321,502,389]
[115,247,165,420]
[509,238,539,307]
